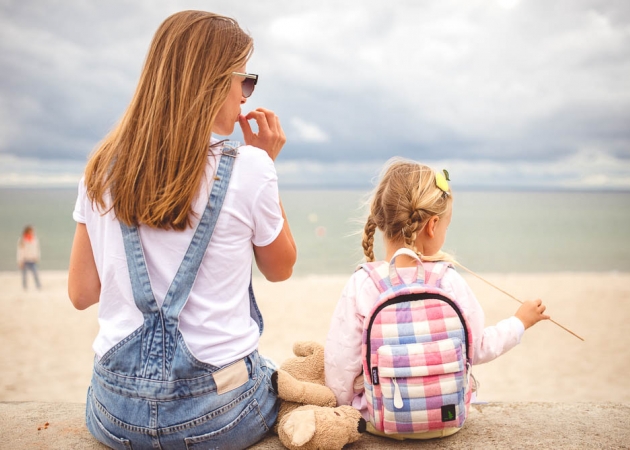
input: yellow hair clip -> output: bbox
[435,169,450,194]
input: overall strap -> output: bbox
[119,141,239,379]
[160,143,238,323]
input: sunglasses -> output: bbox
[232,72,258,98]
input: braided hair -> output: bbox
[362,158,453,262]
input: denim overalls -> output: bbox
[86,143,278,450]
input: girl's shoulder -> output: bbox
[349,260,469,295]
[344,264,387,315]
[438,266,479,309]
[440,265,469,287]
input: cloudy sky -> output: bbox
[1,0,629,189]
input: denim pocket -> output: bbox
[86,390,133,450]
[184,398,269,450]
[258,355,278,396]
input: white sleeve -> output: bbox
[324,272,368,406]
[72,177,87,224]
[245,151,284,248]
[251,177,284,247]
[441,268,525,365]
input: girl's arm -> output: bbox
[68,223,101,310]
[514,299,550,329]
[253,200,297,282]
[324,274,367,407]
[443,269,526,365]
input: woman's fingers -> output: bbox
[238,114,254,142]
[239,108,286,160]
[246,108,282,139]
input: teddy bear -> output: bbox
[271,341,366,450]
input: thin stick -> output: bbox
[454,262,584,342]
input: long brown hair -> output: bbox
[84,10,253,230]
[362,158,454,262]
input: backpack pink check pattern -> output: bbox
[361,256,474,437]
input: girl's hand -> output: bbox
[515,299,550,330]
[238,108,286,161]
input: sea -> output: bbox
[1,188,629,274]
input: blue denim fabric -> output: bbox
[22,261,41,289]
[86,143,278,450]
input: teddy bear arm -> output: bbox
[276,369,337,407]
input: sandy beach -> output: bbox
[1,270,629,405]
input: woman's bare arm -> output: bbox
[68,223,101,310]
[253,201,297,282]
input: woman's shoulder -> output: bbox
[226,145,276,182]
[237,145,274,165]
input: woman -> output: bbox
[17,225,41,290]
[68,10,296,449]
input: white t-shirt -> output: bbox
[17,237,40,264]
[73,143,284,367]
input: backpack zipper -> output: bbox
[392,378,404,409]
[365,292,470,385]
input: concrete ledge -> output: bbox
[1,401,628,449]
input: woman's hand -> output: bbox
[515,298,550,330]
[238,108,286,161]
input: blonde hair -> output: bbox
[84,10,253,230]
[362,158,454,263]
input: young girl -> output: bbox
[68,11,296,449]
[324,158,549,424]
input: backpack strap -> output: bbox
[360,248,427,293]
[359,261,391,294]
[423,261,452,288]
[360,249,453,292]
[388,248,425,286]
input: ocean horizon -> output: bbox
[1,187,629,275]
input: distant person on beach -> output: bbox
[325,158,550,436]
[68,10,296,449]
[17,225,41,290]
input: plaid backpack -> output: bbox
[361,248,474,439]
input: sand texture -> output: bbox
[0,272,630,449]
[2,401,629,449]
[1,270,629,405]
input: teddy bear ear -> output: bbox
[283,409,317,446]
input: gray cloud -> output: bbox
[0,0,628,187]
